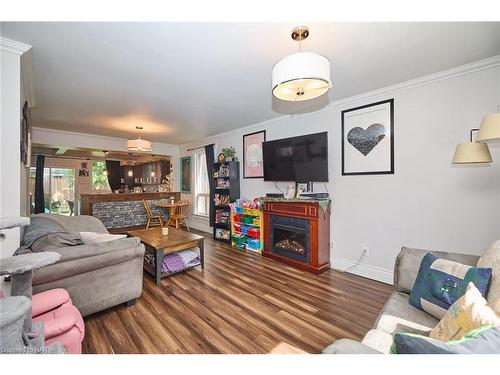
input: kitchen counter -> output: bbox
[80,192,180,229]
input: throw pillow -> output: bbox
[79,232,127,244]
[477,240,500,307]
[30,232,83,251]
[390,326,500,354]
[430,282,500,341]
[409,253,492,319]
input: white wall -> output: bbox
[180,58,500,283]
[0,47,22,258]
[32,127,181,192]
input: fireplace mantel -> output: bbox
[262,200,331,274]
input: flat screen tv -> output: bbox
[263,132,328,182]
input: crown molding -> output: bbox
[331,54,500,109]
[181,54,500,148]
[0,37,31,55]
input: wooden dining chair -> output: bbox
[143,199,164,229]
[168,199,191,231]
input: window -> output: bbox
[92,161,111,192]
[29,167,76,215]
[194,151,210,216]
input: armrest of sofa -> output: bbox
[394,247,481,293]
[323,339,382,354]
[32,238,145,285]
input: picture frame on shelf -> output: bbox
[243,130,266,178]
[180,156,191,193]
[341,99,394,175]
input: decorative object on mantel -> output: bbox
[257,197,331,214]
[272,26,331,102]
[243,130,266,178]
[452,128,492,164]
[341,99,394,175]
[127,126,152,152]
[477,112,500,143]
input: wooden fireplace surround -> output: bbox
[262,200,331,274]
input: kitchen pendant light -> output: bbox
[127,126,152,152]
[272,26,331,102]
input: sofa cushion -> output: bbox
[430,282,500,342]
[32,214,109,234]
[477,240,500,307]
[375,291,438,335]
[394,247,480,294]
[79,231,127,244]
[361,329,394,353]
[409,253,492,319]
[390,326,500,354]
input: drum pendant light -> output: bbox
[272,26,331,102]
[127,126,152,153]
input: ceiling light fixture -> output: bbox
[272,26,331,102]
[127,126,152,152]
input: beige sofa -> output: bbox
[20,214,145,317]
[323,247,483,354]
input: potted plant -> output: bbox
[222,146,237,161]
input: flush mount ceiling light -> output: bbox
[127,126,152,152]
[272,26,331,102]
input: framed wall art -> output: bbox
[180,156,191,193]
[243,130,266,178]
[341,99,394,175]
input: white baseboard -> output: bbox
[331,257,394,285]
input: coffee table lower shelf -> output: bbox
[143,258,201,280]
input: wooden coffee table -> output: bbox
[127,227,204,285]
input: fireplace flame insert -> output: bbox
[270,216,310,263]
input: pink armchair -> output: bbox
[32,288,85,354]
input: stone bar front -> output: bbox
[80,192,180,230]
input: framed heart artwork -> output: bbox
[341,99,394,175]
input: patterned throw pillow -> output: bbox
[430,282,500,341]
[409,253,492,319]
[390,326,500,354]
[477,240,500,307]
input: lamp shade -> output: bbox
[476,112,500,143]
[127,138,151,152]
[452,141,492,164]
[272,52,331,101]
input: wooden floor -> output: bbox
[82,230,393,354]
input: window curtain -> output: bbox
[204,144,215,226]
[34,154,45,214]
[105,160,122,193]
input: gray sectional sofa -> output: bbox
[19,214,145,317]
[323,247,481,354]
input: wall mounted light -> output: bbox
[476,112,500,143]
[452,128,492,164]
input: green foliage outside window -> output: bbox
[92,161,110,191]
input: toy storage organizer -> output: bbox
[230,206,264,253]
[212,161,240,243]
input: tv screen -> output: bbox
[263,132,328,182]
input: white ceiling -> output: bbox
[2,22,500,144]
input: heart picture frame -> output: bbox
[341,99,394,175]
